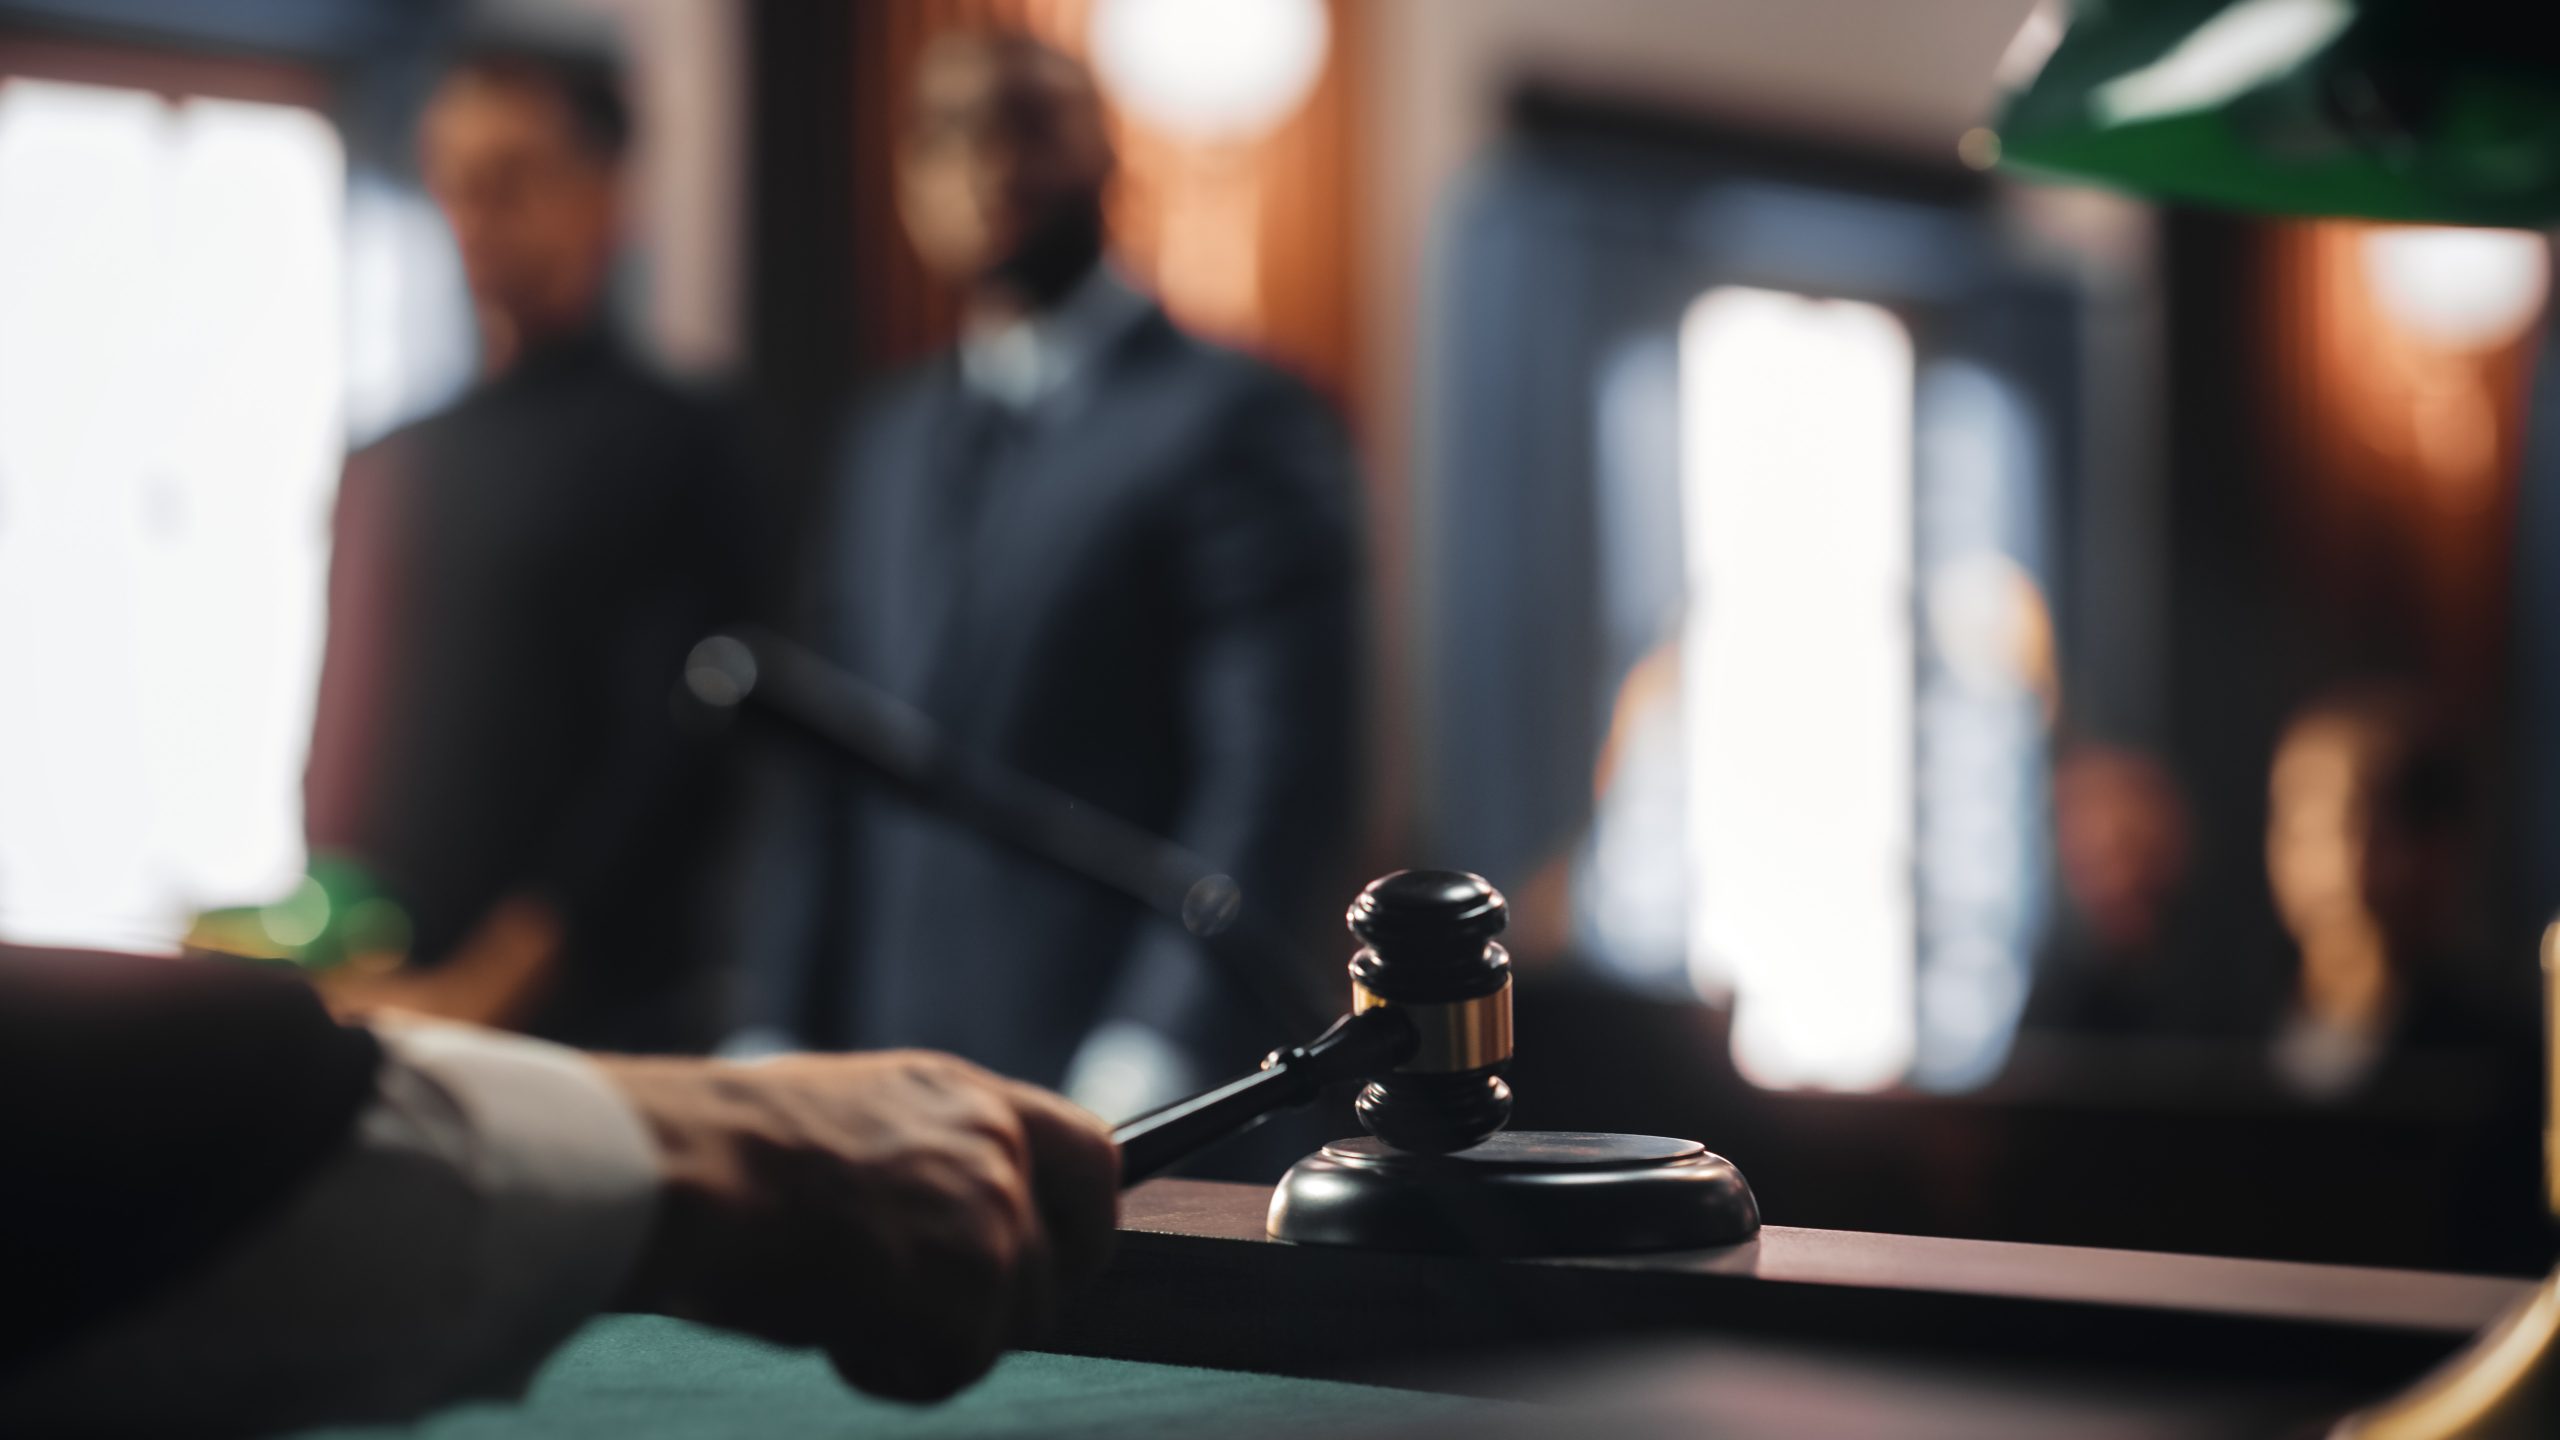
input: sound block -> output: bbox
[1266,1131,1760,1256]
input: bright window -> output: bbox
[1680,286,1916,1092]
[0,78,343,949]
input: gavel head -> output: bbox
[1344,870,1515,1153]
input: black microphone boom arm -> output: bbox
[681,630,1336,1048]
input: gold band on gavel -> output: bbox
[1352,977,1514,1074]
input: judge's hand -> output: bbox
[592,1050,1120,1401]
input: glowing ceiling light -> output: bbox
[2360,225,2550,350]
[1087,0,1330,144]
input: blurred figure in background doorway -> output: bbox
[302,45,762,1050]
[736,31,1360,1118]
[2022,741,2195,1035]
[2264,684,2506,1099]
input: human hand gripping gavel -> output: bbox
[579,871,1518,1407]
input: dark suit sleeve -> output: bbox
[0,944,380,1378]
[1101,374,1366,1058]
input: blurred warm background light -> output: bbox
[2261,219,2549,714]
[2358,227,2550,352]
[1087,0,1329,144]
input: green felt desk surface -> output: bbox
[294,1315,1496,1439]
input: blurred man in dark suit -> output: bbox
[303,46,761,1050]
[740,31,1361,1115]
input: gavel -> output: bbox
[1111,869,1517,1184]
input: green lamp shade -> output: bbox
[1996,0,2560,227]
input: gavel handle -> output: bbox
[1113,1009,1415,1186]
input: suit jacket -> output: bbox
[0,945,379,1378]
[306,333,764,1050]
[757,306,1362,1086]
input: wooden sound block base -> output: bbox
[1266,1131,1762,1254]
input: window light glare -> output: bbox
[1680,286,1917,1094]
[0,79,341,949]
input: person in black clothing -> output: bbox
[2021,741,2199,1035]
[304,46,760,1049]
[2263,684,2520,1097]
[735,32,1362,1114]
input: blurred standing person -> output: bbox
[302,46,762,1050]
[2020,741,2195,1034]
[741,31,1361,1115]
[2263,685,2509,1098]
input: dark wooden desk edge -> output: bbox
[1041,1179,2533,1394]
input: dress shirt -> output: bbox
[0,1022,659,1437]
[957,264,1153,416]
